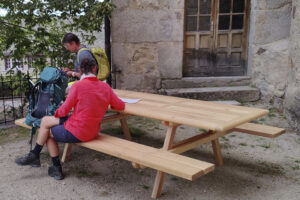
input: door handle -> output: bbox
[210,21,214,38]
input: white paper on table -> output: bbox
[120,98,142,104]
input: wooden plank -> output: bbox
[170,131,226,154]
[114,89,269,132]
[102,113,130,124]
[232,123,286,138]
[15,118,31,129]
[78,134,215,181]
[15,118,214,180]
[152,123,178,199]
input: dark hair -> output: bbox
[62,33,80,44]
[80,58,97,74]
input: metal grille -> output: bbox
[0,72,38,126]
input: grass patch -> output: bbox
[221,136,229,141]
[101,191,110,196]
[256,161,284,175]
[0,126,30,145]
[268,109,276,118]
[257,143,271,149]
[199,128,208,133]
[292,165,300,170]
[140,184,150,190]
[239,142,247,146]
[259,118,265,122]
[268,113,276,118]
[229,134,236,137]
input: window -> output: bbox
[4,57,24,70]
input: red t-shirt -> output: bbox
[54,77,125,141]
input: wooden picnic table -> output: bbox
[16,89,284,199]
[112,89,272,198]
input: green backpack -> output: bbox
[25,67,68,149]
[77,47,110,81]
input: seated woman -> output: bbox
[15,58,125,180]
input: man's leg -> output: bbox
[15,116,59,167]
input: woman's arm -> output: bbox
[54,85,78,117]
[110,89,125,111]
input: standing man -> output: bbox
[62,33,96,79]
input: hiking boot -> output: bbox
[48,165,64,180]
[15,151,40,167]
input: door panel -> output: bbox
[183,0,250,77]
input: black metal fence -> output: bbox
[0,72,38,125]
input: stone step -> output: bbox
[162,76,251,89]
[159,86,260,102]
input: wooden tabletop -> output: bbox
[114,89,269,132]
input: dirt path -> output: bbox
[1,104,300,200]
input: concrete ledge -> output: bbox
[160,86,260,102]
[162,76,251,89]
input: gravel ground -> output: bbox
[0,103,300,200]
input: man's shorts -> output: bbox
[50,117,81,143]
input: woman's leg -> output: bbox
[36,116,60,146]
[46,137,59,157]
[15,116,60,167]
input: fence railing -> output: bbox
[0,72,38,125]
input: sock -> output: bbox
[32,143,43,156]
[52,156,61,167]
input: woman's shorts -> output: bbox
[50,117,82,143]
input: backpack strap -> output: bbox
[77,47,91,64]
[29,127,37,151]
[30,81,41,111]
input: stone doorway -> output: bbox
[183,0,250,77]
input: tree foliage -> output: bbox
[0,0,115,72]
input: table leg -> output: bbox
[151,122,178,199]
[61,143,73,163]
[120,117,144,168]
[212,139,223,166]
[120,118,132,141]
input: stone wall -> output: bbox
[111,0,184,92]
[284,0,300,131]
[250,0,292,109]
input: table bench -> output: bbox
[14,117,215,195]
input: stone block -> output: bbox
[254,5,291,44]
[255,0,291,10]
[112,0,129,10]
[251,39,289,100]
[128,0,184,10]
[111,42,129,73]
[112,9,184,43]
[157,42,183,79]
[113,42,161,91]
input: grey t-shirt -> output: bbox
[74,46,96,72]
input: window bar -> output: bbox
[1,75,7,124]
[10,75,16,122]
[19,73,24,118]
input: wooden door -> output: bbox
[183,0,250,77]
